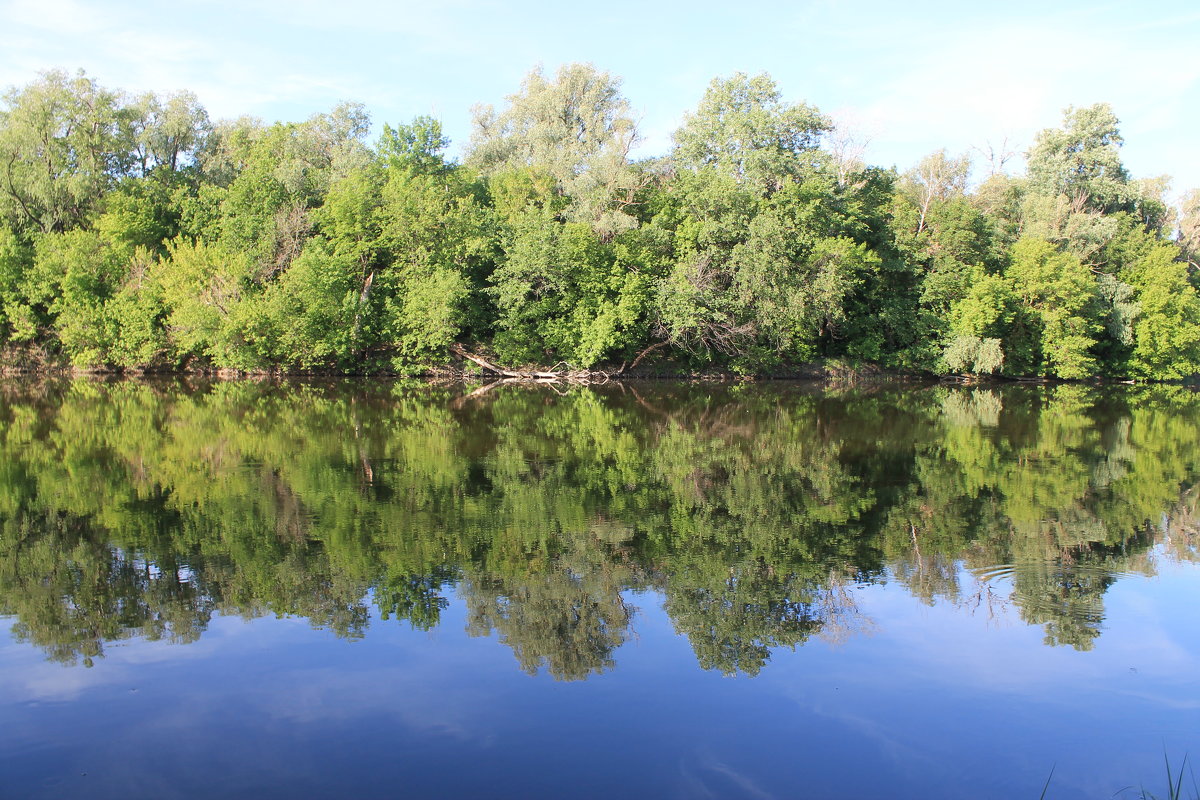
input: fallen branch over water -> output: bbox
[451,344,610,384]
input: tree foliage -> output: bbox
[0,67,1195,379]
[2,381,1198,673]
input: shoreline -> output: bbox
[0,357,1185,386]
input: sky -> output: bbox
[2,0,1198,198]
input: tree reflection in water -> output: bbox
[1,379,1198,675]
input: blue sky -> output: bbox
[3,0,1199,197]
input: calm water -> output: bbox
[1,379,1198,799]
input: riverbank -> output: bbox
[0,341,903,381]
[2,344,1192,386]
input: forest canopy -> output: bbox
[1,65,1198,379]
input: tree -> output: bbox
[468,63,641,234]
[1006,238,1101,378]
[489,209,647,366]
[672,72,830,193]
[195,115,264,188]
[0,70,131,233]
[945,269,1031,375]
[214,103,372,284]
[642,77,874,369]
[378,115,451,175]
[155,237,251,366]
[373,131,491,368]
[901,149,970,234]
[1020,190,1119,262]
[895,154,999,371]
[824,114,871,191]
[126,90,210,176]
[1178,189,1200,268]
[25,229,123,364]
[248,115,496,371]
[1122,244,1200,378]
[1026,103,1130,214]
[0,224,33,340]
[942,334,1005,375]
[96,175,181,255]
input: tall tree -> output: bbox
[467,63,641,235]
[649,74,884,368]
[672,72,830,194]
[126,90,211,176]
[1026,103,1130,215]
[901,149,970,234]
[0,70,131,233]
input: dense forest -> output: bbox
[1,65,1199,378]
[2,381,1199,677]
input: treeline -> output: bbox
[2,381,1199,676]
[2,66,1200,377]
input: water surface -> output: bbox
[1,380,1198,798]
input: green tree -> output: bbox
[901,149,971,235]
[489,209,652,367]
[945,269,1033,375]
[1178,189,1200,269]
[1122,244,1200,378]
[468,63,641,235]
[0,70,131,234]
[374,124,492,368]
[672,72,830,193]
[1026,103,1130,214]
[1006,238,1101,378]
[155,237,252,366]
[126,90,210,175]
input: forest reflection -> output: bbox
[1,379,1198,679]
